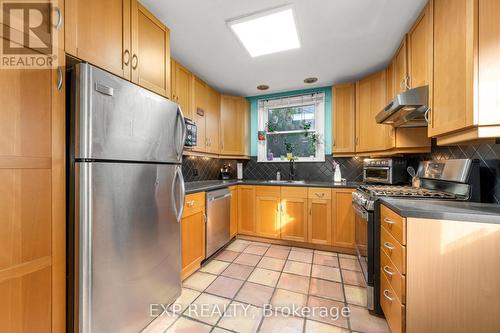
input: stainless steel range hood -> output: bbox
[375,85,429,127]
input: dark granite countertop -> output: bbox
[379,198,500,224]
[185,179,360,194]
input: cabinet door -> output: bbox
[181,209,206,279]
[280,188,308,242]
[356,71,395,153]
[131,1,170,97]
[229,186,238,238]
[239,98,251,156]
[386,61,395,103]
[332,189,356,249]
[172,59,193,119]
[255,187,281,239]
[205,87,220,154]
[66,0,131,79]
[220,96,241,155]
[238,186,256,235]
[394,37,408,96]
[308,199,332,245]
[192,77,208,152]
[408,2,433,90]
[332,84,356,155]
[431,0,473,136]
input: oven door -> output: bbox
[353,202,368,261]
[363,167,392,184]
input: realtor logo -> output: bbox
[1,0,58,68]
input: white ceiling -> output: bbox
[141,0,427,97]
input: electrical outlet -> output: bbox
[193,168,199,177]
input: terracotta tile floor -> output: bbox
[142,238,389,333]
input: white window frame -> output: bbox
[257,92,325,162]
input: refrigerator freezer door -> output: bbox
[75,162,182,333]
[74,63,185,163]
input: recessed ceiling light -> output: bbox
[304,77,318,84]
[227,5,300,57]
[257,84,269,91]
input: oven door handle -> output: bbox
[352,202,368,221]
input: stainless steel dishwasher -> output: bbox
[206,188,231,258]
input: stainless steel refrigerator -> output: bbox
[68,63,186,333]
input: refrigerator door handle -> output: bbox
[175,107,186,160]
[172,166,185,222]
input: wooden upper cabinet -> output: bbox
[332,84,356,155]
[332,189,356,249]
[131,1,171,97]
[431,0,500,143]
[171,59,194,119]
[66,0,171,98]
[220,96,249,156]
[356,70,395,153]
[66,0,131,79]
[205,87,220,154]
[192,77,208,152]
[280,187,308,243]
[393,37,409,96]
[220,96,241,155]
[407,1,433,90]
[255,187,281,239]
[386,60,395,103]
[238,186,256,235]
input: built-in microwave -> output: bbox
[184,118,197,147]
[363,158,408,184]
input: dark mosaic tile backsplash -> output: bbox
[182,143,500,203]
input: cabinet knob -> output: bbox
[131,54,138,70]
[123,50,130,66]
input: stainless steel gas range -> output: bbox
[352,158,480,314]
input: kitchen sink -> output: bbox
[265,180,306,184]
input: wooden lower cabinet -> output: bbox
[380,203,500,332]
[229,186,238,238]
[237,185,256,235]
[280,187,308,242]
[181,192,206,279]
[255,186,281,238]
[332,189,356,249]
[307,188,332,245]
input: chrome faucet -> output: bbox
[289,159,296,181]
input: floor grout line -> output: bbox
[160,239,371,333]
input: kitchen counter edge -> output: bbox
[185,179,360,194]
[378,197,500,225]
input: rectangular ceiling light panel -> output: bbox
[228,5,300,57]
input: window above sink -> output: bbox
[257,92,325,162]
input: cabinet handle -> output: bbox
[383,265,394,277]
[383,242,395,251]
[186,200,195,207]
[383,289,394,302]
[424,107,431,124]
[314,192,325,198]
[131,54,138,69]
[333,139,336,147]
[56,66,63,91]
[204,213,207,224]
[309,207,312,215]
[404,76,410,90]
[123,50,130,66]
[383,218,395,226]
[53,6,62,31]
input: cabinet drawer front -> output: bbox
[308,187,332,199]
[381,226,406,274]
[184,192,205,215]
[380,270,405,333]
[381,248,406,304]
[381,205,406,245]
[256,185,281,196]
[281,186,308,198]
